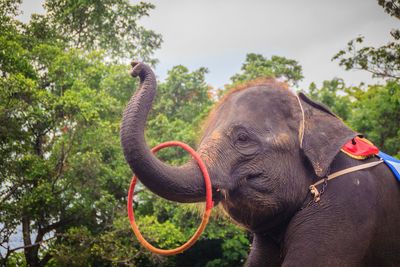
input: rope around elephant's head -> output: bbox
[295,94,305,149]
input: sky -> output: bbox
[19,0,400,90]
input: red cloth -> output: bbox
[342,136,379,158]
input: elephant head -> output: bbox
[120,62,357,233]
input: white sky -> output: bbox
[19,0,400,90]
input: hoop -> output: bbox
[127,141,214,256]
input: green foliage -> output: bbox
[2,251,26,267]
[0,1,160,265]
[205,224,250,267]
[45,0,162,63]
[346,80,400,157]
[330,0,400,158]
[333,36,400,79]
[307,78,352,121]
[0,44,134,265]
[379,0,400,18]
[51,227,95,266]
[230,53,304,86]
[0,0,22,25]
[378,0,400,39]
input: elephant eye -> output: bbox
[237,133,249,142]
[233,131,260,156]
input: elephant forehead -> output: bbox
[201,83,297,140]
[226,87,294,122]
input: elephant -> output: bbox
[120,61,400,266]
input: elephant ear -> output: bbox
[298,92,357,177]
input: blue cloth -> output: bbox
[378,151,400,182]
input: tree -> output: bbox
[0,0,161,265]
[333,0,400,79]
[347,81,400,157]
[378,0,400,39]
[331,0,400,158]
[307,78,352,121]
[0,46,134,266]
[230,53,304,87]
[44,0,162,64]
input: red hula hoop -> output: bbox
[127,141,214,255]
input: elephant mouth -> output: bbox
[212,172,263,203]
[211,171,263,204]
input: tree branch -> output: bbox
[353,66,400,79]
[0,185,19,206]
[52,132,74,192]
[42,218,71,234]
[0,247,11,267]
[9,234,62,253]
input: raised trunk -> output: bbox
[120,61,206,202]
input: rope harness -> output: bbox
[295,94,383,203]
[127,141,214,256]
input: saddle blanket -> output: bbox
[341,136,400,182]
[377,151,400,182]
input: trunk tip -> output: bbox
[129,61,154,81]
[130,60,140,68]
[129,60,144,78]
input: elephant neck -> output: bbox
[255,220,289,246]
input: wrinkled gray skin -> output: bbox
[120,62,400,266]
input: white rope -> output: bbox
[296,94,305,149]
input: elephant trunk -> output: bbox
[120,61,206,203]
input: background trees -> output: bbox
[230,53,304,87]
[0,0,161,265]
[347,81,399,157]
[330,0,400,157]
[44,0,162,63]
[333,0,400,79]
